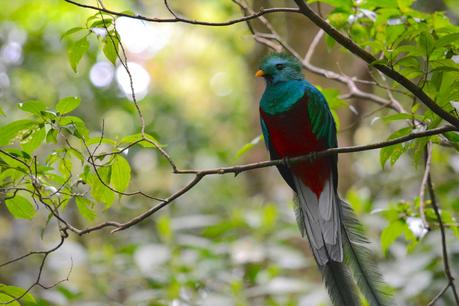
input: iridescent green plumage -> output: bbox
[257,53,393,306]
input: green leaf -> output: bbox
[67,37,89,73]
[444,131,459,144]
[0,106,4,116]
[308,0,352,9]
[395,56,420,68]
[68,146,85,163]
[120,10,135,16]
[439,210,459,239]
[383,113,424,122]
[75,197,96,221]
[389,144,406,166]
[261,204,278,230]
[87,167,114,208]
[419,31,435,56]
[21,127,46,154]
[58,155,72,176]
[0,150,30,170]
[17,100,46,115]
[59,115,88,138]
[0,293,20,306]
[119,133,162,148]
[156,214,173,242]
[363,0,397,8]
[86,136,117,146]
[435,32,459,48]
[110,155,131,193]
[325,34,336,49]
[412,137,429,167]
[328,12,350,29]
[381,220,407,255]
[380,127,412,167]
[346,188,371,214]
[89,18,113,28]
[430,66,459,73]
[61,27,85,40]
[0,120,36,146]
[56,97,81,114]
[235,135,262,159]
[46,128,58,143]
[380,144,400,168]
[397,0,415,10]
[103,36,119,65]
[350,23,368,44]
[370,58,389,67]
[0,168,25,182]
[385,24,405,47]
[5,195,36,219]
[0,284,36,304]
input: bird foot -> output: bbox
[308,151,318,162]
[282,156,290,168]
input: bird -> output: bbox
[256,53,391,306]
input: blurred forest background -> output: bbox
[1,0,459,305]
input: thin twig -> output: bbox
[419,141,432,229]
[82,136,165,202]
[64,0,300,26]
[427,170,459,305]
[427,283,451,306]
[0,234,68,304]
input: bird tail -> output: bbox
[293,185,360,306]
[320,261,361,306]
[293,191,393,306]
[339,199,393,306]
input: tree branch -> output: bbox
[0,233,69,304]
[293,0,459,129]
[101,125,455,232]
[419,142,432,229]
[427,169,459,305]
[427,283,452,306]
[64,0,300,27]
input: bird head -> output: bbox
[256,53,303,85]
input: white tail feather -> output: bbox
[293,176,342,265]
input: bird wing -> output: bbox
[260,118,297,190]
[304,83,339,190]
[301,83,342,264]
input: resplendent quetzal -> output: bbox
[256,53,391,306]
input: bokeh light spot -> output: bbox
[116,62,151,100]
[90,61,114,88]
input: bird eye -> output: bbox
[275,63,285,70]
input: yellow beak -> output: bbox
[255,69,265,77]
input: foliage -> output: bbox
[0,0,458,306]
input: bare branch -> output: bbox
[64,0,300,27]
[104,125,455,232]
[111,174,204,232]
[427,169,459,305]
[427,283,452,306]
[163,0,179,19]
[419,142,432,229]
[0,233,68,304]
[301,30,399,110]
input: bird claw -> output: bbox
[283,157,290,168]
[308,152,318,162]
